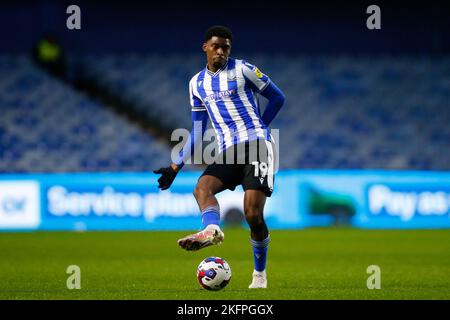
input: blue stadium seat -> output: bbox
[2,53,449,172]
[0,55,172,173]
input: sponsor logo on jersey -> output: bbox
[204,89,236,103]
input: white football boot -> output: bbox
[177,224,224,251]
[248,270,267,289]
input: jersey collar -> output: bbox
[205,59,229,77]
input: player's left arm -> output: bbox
[241,61,286,126]
[259,82,285,126]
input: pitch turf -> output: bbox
[0,228,449,300]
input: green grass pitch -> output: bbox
[0,228,449,299]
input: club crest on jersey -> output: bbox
[227,69,236,80]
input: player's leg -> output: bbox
[177,175,227,251]
[241,139,275,288]
[244,189,270,288]
[194,175,226,227]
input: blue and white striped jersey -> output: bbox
[189,58,272,151]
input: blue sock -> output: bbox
[201,205,220,228]
[251,236,270,272]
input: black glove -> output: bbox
[153,166,178,190]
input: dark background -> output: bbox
[0,0,449,55]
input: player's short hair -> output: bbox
[204,25,233,43]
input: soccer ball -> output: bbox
[196,257,232,291]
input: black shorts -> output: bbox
[200,139,277,197]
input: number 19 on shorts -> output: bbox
[252,161,268,178]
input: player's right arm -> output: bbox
[153,77,208,190]
[153,110,208,190]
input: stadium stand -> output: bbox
[1,53,449,172]
[0,55,171,173]
[70,53,450,170]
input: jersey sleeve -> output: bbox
[173,109,209,168]
[189,78,207,111]
[241,61,271,93]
